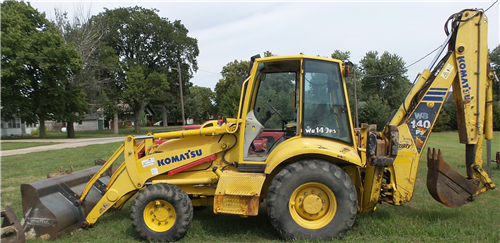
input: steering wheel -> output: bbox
[267,100,284,119]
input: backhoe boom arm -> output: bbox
[386,9,496,207]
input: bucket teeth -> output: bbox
[426,148,478,208]
[47,166,74,178]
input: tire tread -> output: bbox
[131,183,193,242]
[267,159,357,240]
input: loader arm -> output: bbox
[20,122,240,240]
[84,125,239,225]
[386,9,495,207]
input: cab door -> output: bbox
[301,58,353,145]
[240,58,302,163]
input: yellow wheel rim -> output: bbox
[289,182,337,229]
[143,199,176,232]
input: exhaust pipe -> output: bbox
[21,165,111,240]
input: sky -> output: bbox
[27,0,500,91]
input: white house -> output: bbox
[1,112,105,137]
[1,118,38,137]
[70,113,105,131]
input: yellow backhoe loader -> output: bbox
[16,8,497,241]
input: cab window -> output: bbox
[302,59,352,144]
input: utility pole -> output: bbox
[170,62,185,126]
[353,67,359,128]
[178,62,185,126]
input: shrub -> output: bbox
[433,102,457,132]
[493,101,500,131]
[30,126,47,136]
[358,95,391,130]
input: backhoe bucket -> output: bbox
[21,165,112,240]
[426,148,478,208]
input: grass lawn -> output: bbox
[0,142,62,151]
[1,132,499,242]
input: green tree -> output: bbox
[53,8,108,137]
[493,101,500,131]
[122,65,168,132]
[219,84,241,118]
[95,45,122,134]
[490,44,500,100]
[1,1,82,138]
[331,50,351,61]
[359,51,411,110]
[433,105,451,132]
[185,86,216,124]
[215,60,250,117]
[358,95,391,130]
[445,102,457,130]
[55,9,125,135]
[489,45,500,131]
[331,50,362,127]
[263,51,274,58]
[95,6,199,132]
[55,83,88,138]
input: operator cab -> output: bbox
[242,55,353,162]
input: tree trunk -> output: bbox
[66,121,76,138]
[133,111,141,133]
[21,122,26,135]
[39,119,46,138]
[133,103,147,133]
[162,105,168,127]
[113,111,119,135]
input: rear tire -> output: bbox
[131,183,193,242]
[266,160,357,240]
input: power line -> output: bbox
[484,0,498,13]
[363,3,498,80]
[197,69,220,75]
[362,44,442,79]
[406,45,443,69]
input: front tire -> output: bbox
[266,160,357,240]
[131,183,193,242]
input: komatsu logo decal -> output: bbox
[157,149,202,166]
[457,56,471,100]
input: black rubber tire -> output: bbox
[131,183,193,242]
[266,159,357,240]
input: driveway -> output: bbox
[0,137,126,156]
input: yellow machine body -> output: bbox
[19,8,496,241]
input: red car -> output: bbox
[139,120,284,158]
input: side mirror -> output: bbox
[343,61,354,77]
[239,54,261,87]
[260,73,266,81]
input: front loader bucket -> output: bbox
[426,148,478,208]
[21,165,111,240]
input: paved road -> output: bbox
[0,137,126,156]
